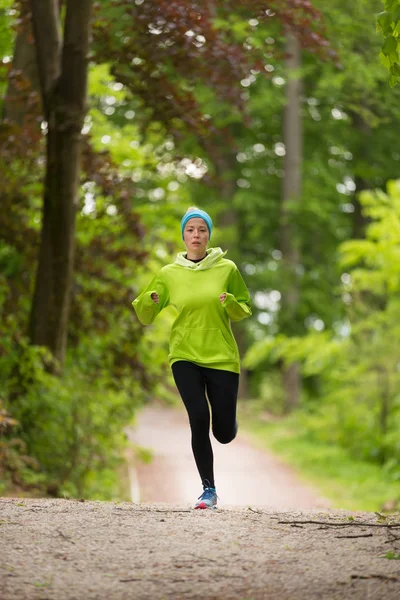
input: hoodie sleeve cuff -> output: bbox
[223,293,235,307]
[142,291,157,306]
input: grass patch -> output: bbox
[238,400,400,512]
[133,445,154,464]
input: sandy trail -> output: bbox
[127,404,329,509]
[1,498,399,600]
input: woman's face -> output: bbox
[183,217,209,255]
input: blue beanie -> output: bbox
[181,209,213,240]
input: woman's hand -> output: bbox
[151,292,159,304]
[219,293,227,304]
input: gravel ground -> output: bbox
[1,498,400,600]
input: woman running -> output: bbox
[132,207,252,509]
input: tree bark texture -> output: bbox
[280,33,302,412]
[29,0,92,366]
[3,15,41,125]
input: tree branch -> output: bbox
[335,533,374,539]
[351,574,399,582]
[278,519,400,528]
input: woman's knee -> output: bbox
[213,421,238,444]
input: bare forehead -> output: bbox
[184,217,207,228]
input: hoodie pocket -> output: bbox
[171,328,238,363]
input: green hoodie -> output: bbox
[132,247,252,373]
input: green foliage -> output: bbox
[133,445,153,465]
[0,1,14,59]
[1,337,145,499]
[377,1,400,86]
[239,400,400,511]
[382,551,400,559]
[341,180,400,291]
[0,397,43,495]
[2,0,400,506]
[246,180,400,488]
[0,62,186,498]
[1,21,209,496]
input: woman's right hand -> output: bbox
[151,292,159,304]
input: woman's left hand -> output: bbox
[219,293,227,304]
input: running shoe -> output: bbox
[194,481,218,510]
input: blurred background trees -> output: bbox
[1,0,399,508]
[378,0,400,87]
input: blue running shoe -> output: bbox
[194,480,218,510]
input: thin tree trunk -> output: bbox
[3,15,40,124]
[29,0,92,367]
[29,0,61,111]
[349,111,371,239]
[377,367,390,464]
[280,33,302,412]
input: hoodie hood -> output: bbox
[174,247,227,270]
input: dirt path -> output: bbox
[2,406,399,599]
[1,498,400,600]
[127,404,329,509]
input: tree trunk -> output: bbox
[349,111,371,239]
[3,15,40,125]
[280,33,302,412]
[29,0,92,367]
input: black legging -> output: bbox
[171,360,239,489]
